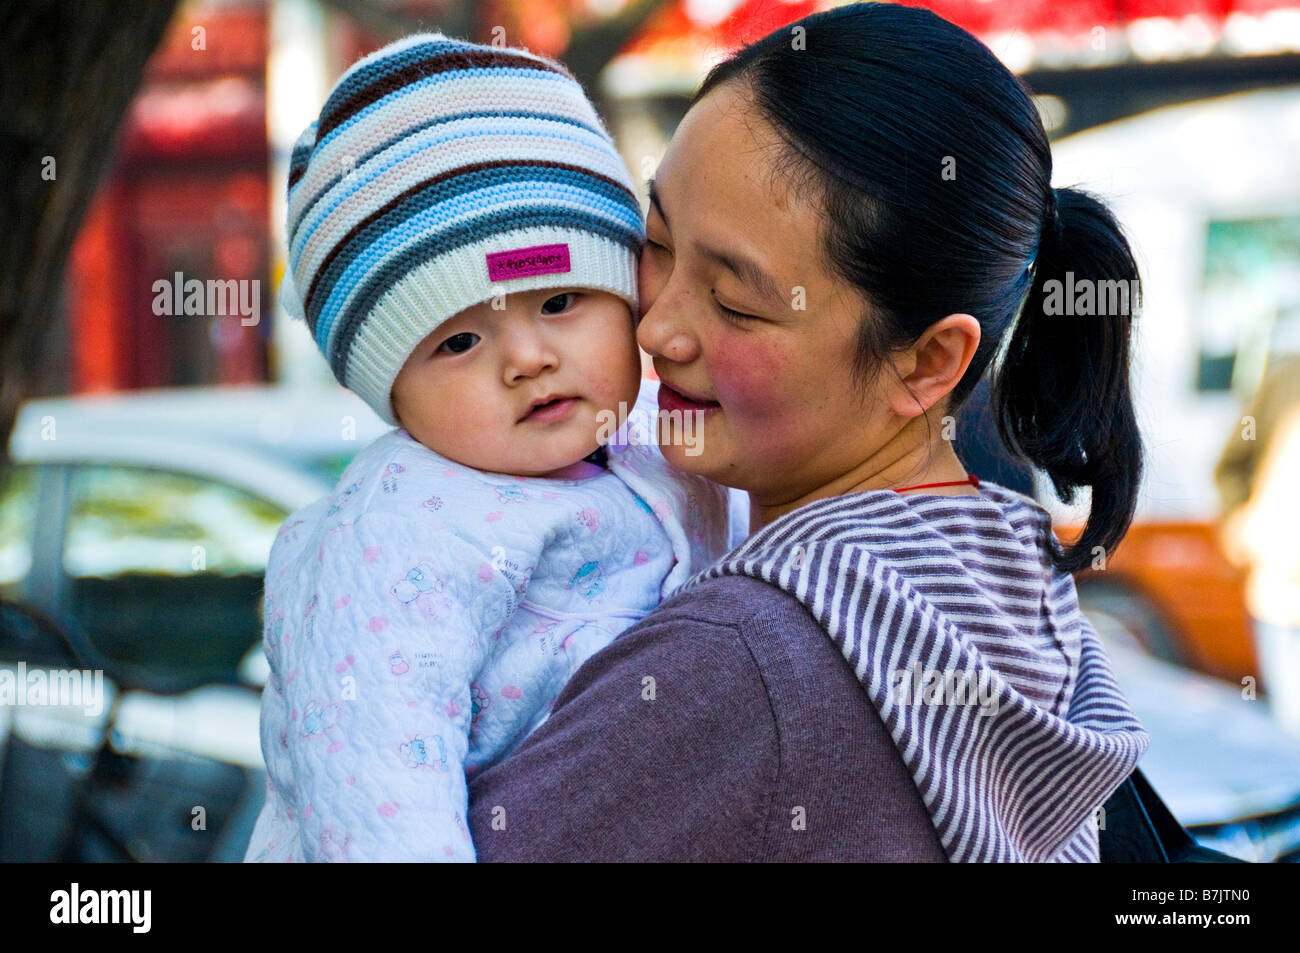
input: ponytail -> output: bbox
[993,187,1144,574]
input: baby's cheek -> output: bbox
[587,370,625,407]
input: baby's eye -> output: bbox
[541,292,577,315]
[436,332,480,355]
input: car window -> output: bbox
[63,466,283,577]
[0,465,37,596]
[61,466,285,685]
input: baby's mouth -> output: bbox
[519,395,580,424]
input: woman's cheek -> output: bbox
[709,332,809,449]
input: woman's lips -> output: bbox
[658,382,721,415]
[521,396,580,424]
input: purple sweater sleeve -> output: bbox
[467,611,778,861]
[467,575,948,862]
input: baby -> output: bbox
[244,33,730,862]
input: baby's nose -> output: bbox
[502,327,560,381]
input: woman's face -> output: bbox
[637,81,894,506]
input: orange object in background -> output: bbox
[1071,521,1257,683]
[68,182,131,394]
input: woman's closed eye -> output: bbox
[713,293,759,323]
[436,331,480,355]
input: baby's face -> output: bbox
[390,289,643,476]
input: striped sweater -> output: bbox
[684,482,1151,862]
[468,481,1149,862]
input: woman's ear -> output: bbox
[887,313,981,419]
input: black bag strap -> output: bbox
[1099,768,1248,863]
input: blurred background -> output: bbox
[2,0,1300,862]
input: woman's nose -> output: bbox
[636,289,700,365]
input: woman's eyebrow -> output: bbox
[648,178,783,309]
[700,245,784,309]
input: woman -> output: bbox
[467,3,1149,862]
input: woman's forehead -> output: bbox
[661,85,787,201]
[655,85,823,273]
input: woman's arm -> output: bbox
[467,613,780,861]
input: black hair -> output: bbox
[693,2,1143,574]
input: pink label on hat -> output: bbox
[486,243,571,282]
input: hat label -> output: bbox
[486,243,571,282]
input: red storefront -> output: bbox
[67,3,270,394]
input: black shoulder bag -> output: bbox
[1099,768,1248,863]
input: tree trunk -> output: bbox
[0,0,178,474]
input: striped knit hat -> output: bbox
[282,33,645,424]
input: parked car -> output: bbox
[1087,608,1300,862]
[0,384,388,861]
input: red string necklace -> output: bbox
[894,474,981,493]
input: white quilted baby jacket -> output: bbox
[244,381,730,861]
